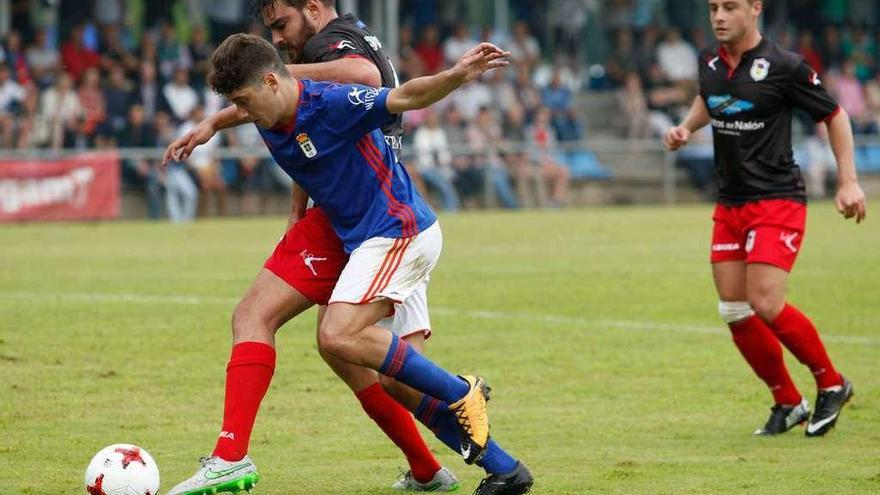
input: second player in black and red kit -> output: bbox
[665,0,866,438]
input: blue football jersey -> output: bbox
[257,80,436,253]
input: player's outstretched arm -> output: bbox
[286,58,381,87]
[664,95,711,151]
[826,108,867,223]
[161,106,251,166]
[385,43,510,114]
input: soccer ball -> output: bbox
[84,444,160,495]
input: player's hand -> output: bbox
[452,43,510,84]
[161,121,216,167]
[835,181,867,223]
[664,126,691,151]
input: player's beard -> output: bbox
[278,22,318,64]
[280,46,302,64]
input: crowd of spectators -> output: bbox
[2,0,879,218]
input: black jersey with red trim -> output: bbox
[698,38,840,205]
[302,13,403,150]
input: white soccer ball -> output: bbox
[84,444,160,495]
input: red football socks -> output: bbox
[730,315,802,405]
[356,383,441,484]
[212,341,276,462]
[769,303,843,390]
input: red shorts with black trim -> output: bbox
[263,207,348,305]
[710,199,806,272]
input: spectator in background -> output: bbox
[635,24,661,78]
[15,79,39,149]
[102,66,135,144]
[5,30,31,85]
[821,25,845,73]
[605,0,635,30]
[798,30,824,76]
[832,60,874,134]
[513,63,542,119]
[776,28,794,51]
[656,27,697,83]
[34,71,81,149]
[449,71,491,120]
[396,25,425,81]
[158,110,198,223]
[207,0,247,44]
[144,0,175,29]
[120,104,164,219]
[61,24,100,82]
[94,0,124,27]
[690,26,709,52]
[180,105,226,217]
[99,24,139,77]
[187,25,215,91]
[550,0,593,63]
[643,62,690,121]
[501,103,538,207]
[413,108,459,212]
[163,67,198,124]
[415,24,444,75]
[508,21,541,69]
[606,28,637,87]
[845,25,875,81]
[865,70,880,132]
[158,22,191,81]
[468,107,520,208]
[26,28,59,89]
[541,67,583,141]
[487,68,519,115]
[137,61,166,122]
[803,123,836,198]
[76,67,107,147]
[527,107,570,207]
[616,71,652,139]
[480,24,508,51]
[444,22,475,67]
[443,105,482,206]
[138,32,160,77]
[0,64,26,147]
[226,123,275,215]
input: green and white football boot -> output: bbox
[166,455,260,495]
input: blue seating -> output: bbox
[857,144,880,173]
[563,151,612,180]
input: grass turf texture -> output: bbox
[1,204,878,494]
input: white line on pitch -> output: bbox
[1,290,877,347]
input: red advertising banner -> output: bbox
[0,152,120,222]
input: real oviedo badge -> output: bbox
[297,132,318,158]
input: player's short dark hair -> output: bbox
[250,0,336,21]
[208,33,290,96]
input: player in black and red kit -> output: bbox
[165,1,531,494]
[665,0,866,437]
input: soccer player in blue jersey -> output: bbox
[167,33,533,495]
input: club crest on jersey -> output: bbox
[810,71,822,86]
[296,132,318,158]
[750,58,770,81]
[329,40,355,52]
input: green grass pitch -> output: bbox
[1,204,878,494]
